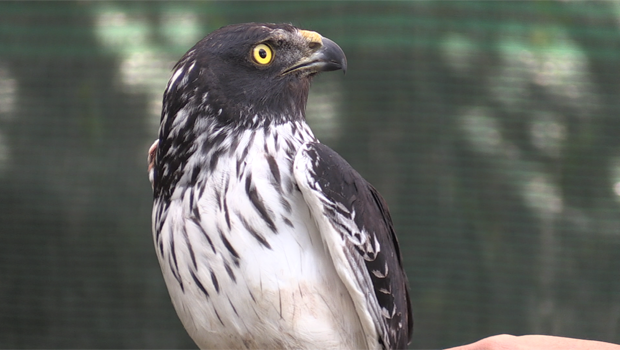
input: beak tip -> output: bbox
[319,37,348,75]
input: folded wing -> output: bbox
[293,142,412,349]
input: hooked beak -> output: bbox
[283,30,347,75]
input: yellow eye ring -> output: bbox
[252,44,273,65]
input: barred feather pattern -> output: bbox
[152,95,369,348]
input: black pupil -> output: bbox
[259,49,267,59]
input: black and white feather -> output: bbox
[150,22,412,350]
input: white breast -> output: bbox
[153,123,367,349]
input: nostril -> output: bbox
[309,42,321,50]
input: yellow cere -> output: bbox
[252,44,273,65]
[299,30,323,45]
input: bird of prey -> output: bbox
[150,23,412,349]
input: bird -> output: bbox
[149,22,412,349]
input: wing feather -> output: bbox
[293,142,412,349]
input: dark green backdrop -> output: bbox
[1,1,619,349]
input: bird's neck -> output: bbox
[154,114,315,204]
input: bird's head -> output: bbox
[163,23,347,129]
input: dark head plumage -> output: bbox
[162,23,347,130]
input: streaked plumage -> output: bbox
[150,23,412,349]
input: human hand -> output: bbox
[444,334,620,350]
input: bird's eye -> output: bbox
[252,44,273,65]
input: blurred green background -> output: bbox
[1,1,619,349]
